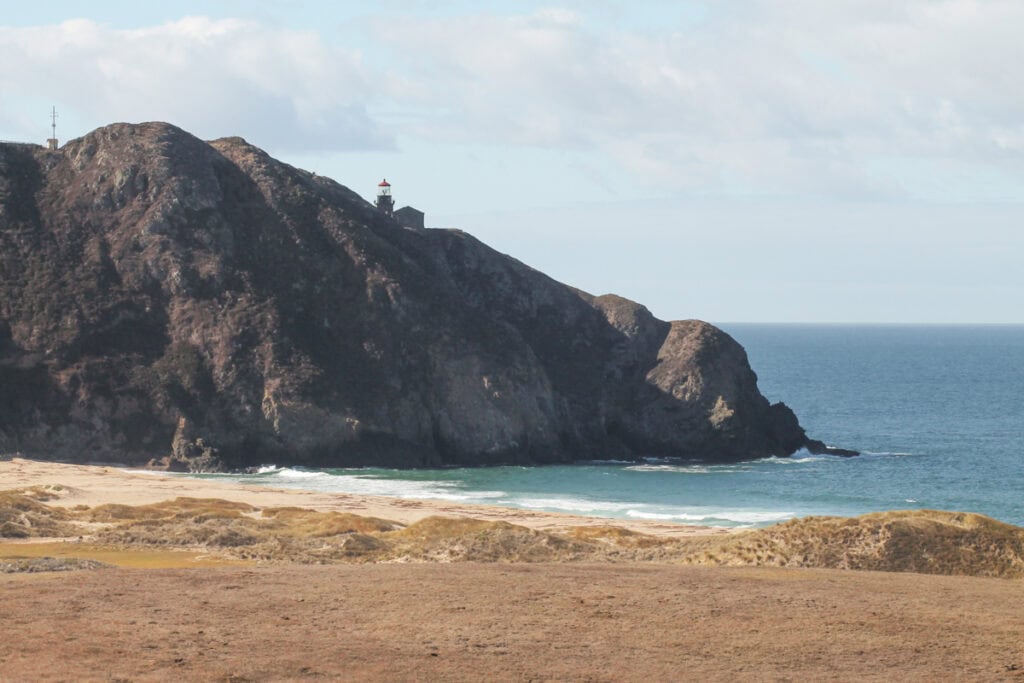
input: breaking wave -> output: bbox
[625,508,794,526]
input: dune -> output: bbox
[3,460,1023,577]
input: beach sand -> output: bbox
[0,457,718,538]
[2,457,1023,681]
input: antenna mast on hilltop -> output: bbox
[47,106,59,151]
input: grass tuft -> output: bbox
[0,489,79,538]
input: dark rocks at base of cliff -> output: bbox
[0,122,853,471]
[805,440,860,457]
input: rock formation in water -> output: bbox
[0,122,851,470]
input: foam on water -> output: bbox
[859,451,915,457]
[131,469,174,477]
[244,468,509,503]
[198,454,934,529]
[624,464,715,474]
[515,497,637,513]
[625,508,794,526]
[763,457,824,465]
[624,454,828,474]
[751,452,827,465]
[275,468,329,480]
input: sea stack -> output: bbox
[0,122,848,471]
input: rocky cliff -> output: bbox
[0,122,848,470]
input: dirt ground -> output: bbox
[2,563,1022,682]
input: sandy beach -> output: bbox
[0,457,718,538]
[2,457,1023,681]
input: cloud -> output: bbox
[369,1,1024,199]
[3,3,1023,201]
[0,17,391,152]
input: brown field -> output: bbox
[2,563,1023,682]
[1,458,1023,681]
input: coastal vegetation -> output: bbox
[3,486,1023,578]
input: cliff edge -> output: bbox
[0,122,850,470]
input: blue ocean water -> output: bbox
[205,325,1024,528]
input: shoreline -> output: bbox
[0,457,723,539]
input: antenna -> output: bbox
[47,106,59,151]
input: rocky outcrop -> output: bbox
[0,122,850,470]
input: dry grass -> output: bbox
[568,524,674,548]
[84,497,256,523]
[381,516,598,563]
[89,499,404,563]
[682,510,1024,578]
[0,541,250,569]
[84,499,605,564]
[3,488,1023,577]
[0,487,80,538]
[260,506,399,535]
[0,556,111,573]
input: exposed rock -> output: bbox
[806,440,859,457]
[0,122,850,470]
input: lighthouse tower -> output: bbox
[375,178,394,216]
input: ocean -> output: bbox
[199,325,1024,528]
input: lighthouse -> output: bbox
[375,178,394,216]
[374,178,425,229]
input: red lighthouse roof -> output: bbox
[378,179,391,187]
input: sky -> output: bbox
[2,0,1022,323]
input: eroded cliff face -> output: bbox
[0,122,839,470]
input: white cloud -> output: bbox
[3,3,1023,202]
[369,1,1024,199]
[0,17,391,152]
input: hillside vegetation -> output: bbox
[2,488,1022,577]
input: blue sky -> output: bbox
[2,1,1022,323]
